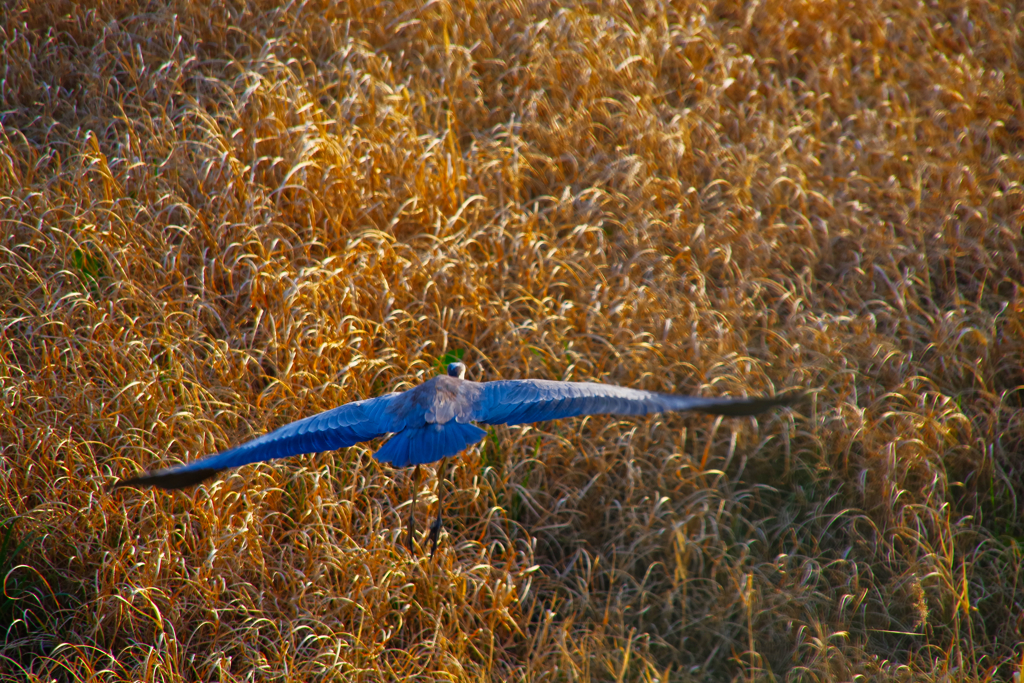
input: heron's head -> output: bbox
[447,361,467,379]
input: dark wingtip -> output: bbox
[111,468,224,491]
[699,389,806,416]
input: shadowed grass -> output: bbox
[1,0,1022,680]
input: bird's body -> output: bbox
[116,362,799,554]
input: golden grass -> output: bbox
[1,0,1022,679]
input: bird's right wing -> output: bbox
[114,393,399,490]
[470,379,798,426]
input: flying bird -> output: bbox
[115,362,799,556]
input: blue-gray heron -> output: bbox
[116,362,799,555]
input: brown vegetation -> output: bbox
[1,0,1022,680]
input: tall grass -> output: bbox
[1,0,1021,680]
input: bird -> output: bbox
[114,362,800,556]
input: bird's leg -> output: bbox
[428,457,448,558]
[406,464,420,551]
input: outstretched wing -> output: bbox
[114,393,399,490]
[470,379,799,426]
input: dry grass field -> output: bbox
[1,0,1022,680]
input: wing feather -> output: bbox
[471,379,797,426]
[115,393,399,490]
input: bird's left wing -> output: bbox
[114,393,399,490]
[470,379,797,426]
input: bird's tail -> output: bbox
[374,422,487,467]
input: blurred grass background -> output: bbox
[1,0,1022,680]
